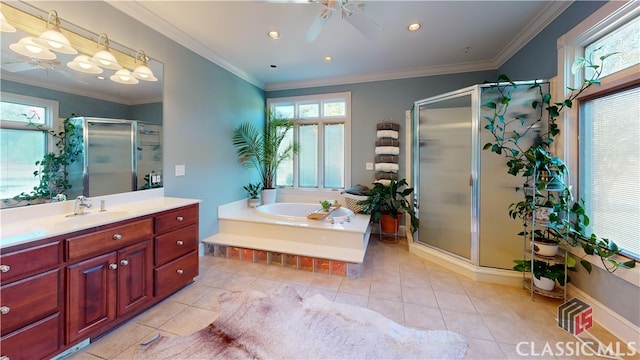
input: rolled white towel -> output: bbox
[374,163,399,172]
[374,179,392,186]
[375,146,400,155]
[377,130,398,139]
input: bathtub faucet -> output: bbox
[73,196,92,215]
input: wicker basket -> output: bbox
[342,193,369,214]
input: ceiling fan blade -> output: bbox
[343,3,382,41]
[305,9,333,42]
[1,61,34,73]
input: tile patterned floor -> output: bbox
[68,238,636,360]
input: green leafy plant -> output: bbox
[243,182,262,199]
[513,258,577,286]
[8,117,83,203]
[357,178,419,232]
[232,109,299,189]
[319,200,332,212]
[482,51,635,273]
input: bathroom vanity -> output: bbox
[0,194,199,360]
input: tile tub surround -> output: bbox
[204,199,372,265]
[0,188,201,249]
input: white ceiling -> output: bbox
[108,0,572,91]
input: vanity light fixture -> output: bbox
[67,54,103,74]
[32,10,77,54]
[9,36,56,60]
[0,11,16,32]
[407,22,421,32]
[90,33,122,70]
[130,50,158,81]
[110,68,139,85]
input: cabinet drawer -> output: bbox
[0,269,60,336]
[155,251,198,298]
[0,313,60,360]
[66,219,153,261]
[0,241,60,284]
[155,205,198,235]
[155,225,198,266]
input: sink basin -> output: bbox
[55,211,130,228]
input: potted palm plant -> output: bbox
[357,179,418,234]
[232,109,299,204]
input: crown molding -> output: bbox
[105,0,265,90]
[265,60,496,91]
[107,0,573,92]
[492,1,573,68]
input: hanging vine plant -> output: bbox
[9,117,83,203]
[482,51,635,273]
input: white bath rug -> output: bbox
[134,286,467,359]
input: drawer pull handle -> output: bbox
[120,260,129,266]
[113,233,123,240]
[176,269,184,275]
[176,240,184,246]
[0,265,10,273]
[176,216,184,222]
[109,263,118,270]
[0,306,10,315]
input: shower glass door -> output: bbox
[414,91,473,261]
[85,120,136,197]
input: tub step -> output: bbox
[202,232,368,264]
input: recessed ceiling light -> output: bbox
[407,23,421,31]
[268,31,280,39]
[324,56,332,62]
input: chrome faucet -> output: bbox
[73,196,92,215]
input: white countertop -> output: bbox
[1,189,201,249]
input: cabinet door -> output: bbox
[66,252,117,344]
[118,240,153,317]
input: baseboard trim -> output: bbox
[568,284,640,346]
[407,237,639,347]
[407,239,522,287]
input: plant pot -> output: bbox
[261,188,277,205]
[248,197,261,208]
[532,240,559,257]
[532,275,555,291]
[380,213,402,234]
[534,206,553,223]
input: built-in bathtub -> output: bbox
[254,202,354,224]
[203,199,372,277]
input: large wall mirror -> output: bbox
[0,1,163,207]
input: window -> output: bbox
[560,2,640,259]
[0,93,58,199]
[268,92,351,191]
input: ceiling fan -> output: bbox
[305,0,382,43]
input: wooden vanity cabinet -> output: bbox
[0,240,63,360]
[65,220,154,344]
[1,203,199,359]
[154,205,199,298]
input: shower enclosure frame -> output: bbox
[413,81,550,270]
